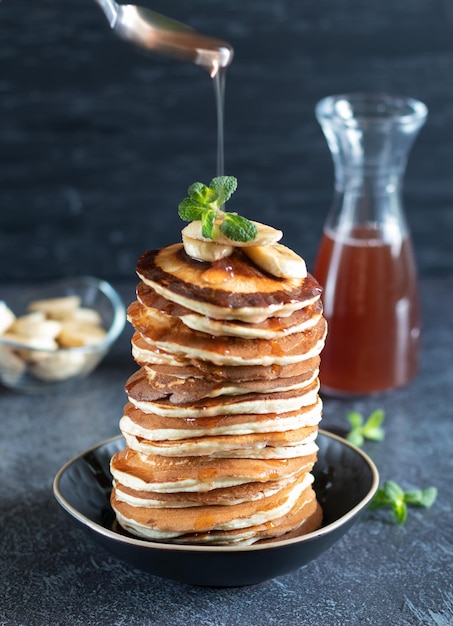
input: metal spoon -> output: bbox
[93,0,234,76]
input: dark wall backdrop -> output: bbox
[1,0,453,283]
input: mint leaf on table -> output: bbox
[404,486,438,508]
[346,409,386,447]
[342,409,437,525]
[370,480,438,524]
[178,176,257,243]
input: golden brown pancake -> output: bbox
[136,281,324,339]
[110,447,314,492]
[112,471,314,507]
[111,474,315,535]
[143,355,321,382]
[174,500,323,545]
[120,400,323,438]
[128,300,327,366]
[136,245,322,323]
[121,422,319,458]
[139,367,318,404]
[126,368,321,417]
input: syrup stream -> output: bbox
[212,66,227,179]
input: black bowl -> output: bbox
[53,431,379,587]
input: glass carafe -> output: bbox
[313,93,428,396]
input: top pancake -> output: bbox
[136,244,322,323]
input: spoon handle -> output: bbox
[93,0,119,27]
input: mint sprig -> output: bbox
[346,409,385,447]
[178,176,257,243]
[219,213,258,242]
[370,481,437,524]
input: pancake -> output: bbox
[126,368,321,417]
[132,331,321,377]
[143,355,321,382]
[121,423,319,458]
[139,367,318,404]
[111,473,315,537]
[128,301,327,366]
[112,471,314,507]
[136,245,322,323]
[110,447,313,492]
[120,399,323,439]
[136,281,324,339]
[173,500,323,546]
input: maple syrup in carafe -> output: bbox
[314,224,420,395]
[313,93,428,396]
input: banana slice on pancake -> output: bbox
[244,243,307,279]
[182,220,307,280]
[182,219,282,248]
[182,235,234,262]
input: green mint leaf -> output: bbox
[369,490,390,509]
[178,198,205,221]
[201,209,216,239]
[404,487,438,508]
[417,486,438,508]
[392,500,408,524]
[210,176,238,206]
[188,182,219,206]
[346,411,364,446]
[219,213,258,242]
[347,430,364,448]
[362,409,385,441]
[347,411,364,429]
[178,176,255,245]
[346,409,386,447]
[362,425,386,442]
[370,481,437,524]
[403,489,424,505]
[188,181,205,197]
[370,481,403,511]
[384,480,405,502]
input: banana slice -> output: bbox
[55,307,103,325]
[58,322,107,348]
[10,314,62,339]
[182,220,282,248]
[243,243,307,279]
[182,234,234,262]
[0,301,16,334]
[29,351,88,382]
[28,295,81,318]
[1,332,59,364]
[0,345,26,383]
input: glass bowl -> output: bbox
[0,276,126,394]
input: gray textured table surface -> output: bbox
[1,277,452,626]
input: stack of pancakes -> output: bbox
[110,243,327,545]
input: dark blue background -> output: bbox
[1,0,452,282]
